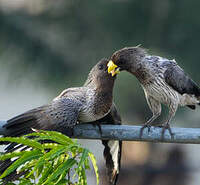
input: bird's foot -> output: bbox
[160,123,174,140]
[65,127,74,137]
[92,122,103,136]
[139,124,152,138]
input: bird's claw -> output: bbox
[139,124,152,138]
[92,122,103,136]
[65,127,74,137]
[161,123,174,140]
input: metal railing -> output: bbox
[73,124,200,144]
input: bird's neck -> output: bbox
[127,56,146,76]
[92,84,114,117]
[87,80,114,104]
[85,77,114,91]
[129,60,153,85]
[95,80,114,95]
[97,84,114,97]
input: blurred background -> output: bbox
[0,0,200,184]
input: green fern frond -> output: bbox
[0,149,43,179]
[0,130,99,185]
[0,137,43,150]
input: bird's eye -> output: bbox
[98,64,104,70]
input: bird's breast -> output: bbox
[143,77,180,105]
[78,89,112,122]
[79,103,111,122]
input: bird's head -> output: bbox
[107,46,147,75]
[84,58,118,89]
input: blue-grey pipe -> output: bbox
[73,124,200,144]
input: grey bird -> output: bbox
[108,46,200,138]
[0,58,121,185]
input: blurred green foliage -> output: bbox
[0,0,200,123]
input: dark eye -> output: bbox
[98,64,104,70]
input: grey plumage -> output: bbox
[0,58,121,185]
[110,47,200,138]
[164,64,200,97]
[1,58,115,138]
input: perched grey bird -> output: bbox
[108,46,200,138]
[0,58,121,185]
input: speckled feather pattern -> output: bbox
[111,47,200,127]
[4,58,115,137]
[140,55,199,108]
[0,58,120,185]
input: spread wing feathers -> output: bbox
[0,142,52,184]
[2,98,82,138]
[0,156,27,185]
[164,65,200,97]
[100,104,122,185]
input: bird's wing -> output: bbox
[0,98,82,183]
[164,64,200,97]
[2,97,82,138]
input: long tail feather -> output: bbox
[98,104,122,185]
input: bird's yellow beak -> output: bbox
[107,60,120,77]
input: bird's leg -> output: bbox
[161,105,177,140]
[92,121,103,136]
[64,126,74,137]
[96,123,103,135]
[140,113,160,138]
[140,95,161,138]
[161,122,174,140]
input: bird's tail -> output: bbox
[102,140,122,185]
[0,103,76,183]
[0,121,8,135]
[99,104,122,185]
[0,157,26,185]
[0,103,122,184]
[0,105,51,183]
[0,105,52,140]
